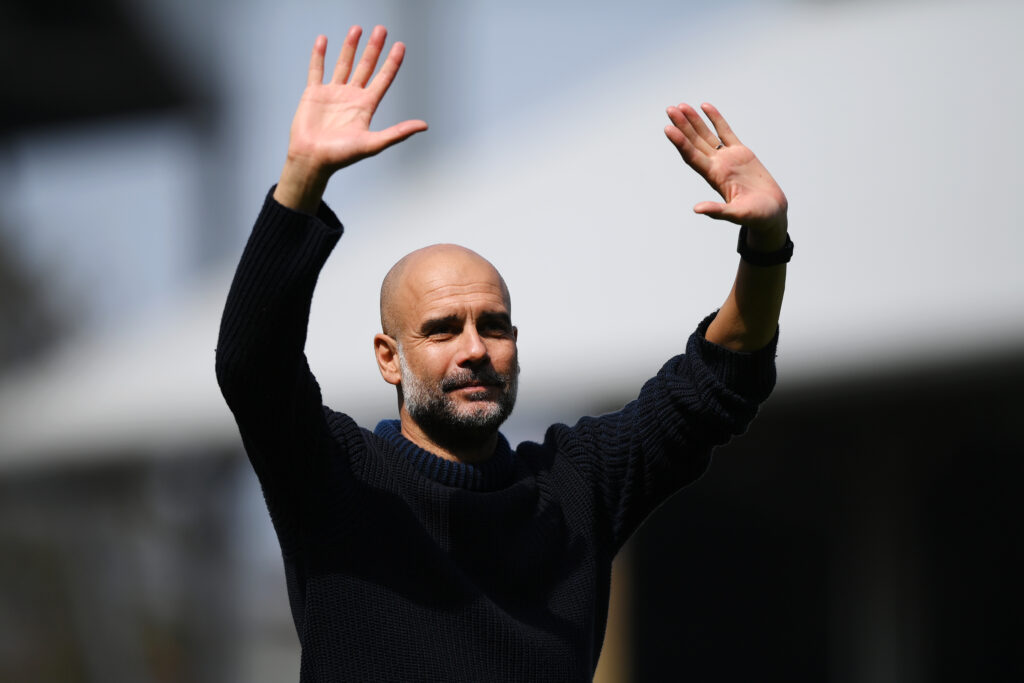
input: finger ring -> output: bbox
[715,143,725,150]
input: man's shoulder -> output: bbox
[512,422,605,478]
[321,407,379,453]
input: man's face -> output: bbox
[398,341,518,439]
[390,248,519,444]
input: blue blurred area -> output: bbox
[1,0,728,335]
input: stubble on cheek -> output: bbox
[397,346,519,433]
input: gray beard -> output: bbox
[398,346,518,448]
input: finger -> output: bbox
[664,123,711,176]
[367,42,406,100]
[678,102,722,152]
[307,35,327,87]
[350,25,388,87]
[666,105,715,156]
[701,102,742,147]
[331,25,362,84]
[666,106,715,162]
[365,119,429,156]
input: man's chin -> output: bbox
[451,400,504,423]
[404,382,517,445]
[439,398,512,435]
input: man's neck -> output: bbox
[398,414,497,465]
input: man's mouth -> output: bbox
[449,381,498,392]
[442,372,503,393]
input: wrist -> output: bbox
[738,222,793,266]
[743,216,788,252]
[274,157,331,214]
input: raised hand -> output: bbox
[665,103,787,245]
[275,26,428,212]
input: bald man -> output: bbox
[374,244,520,463]
[217,26,790,682]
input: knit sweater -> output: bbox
[215,189,779,682]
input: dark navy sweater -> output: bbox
[215,190,778,681]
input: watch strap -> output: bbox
[737,225,793,266]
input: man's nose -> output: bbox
[456,327,488,366]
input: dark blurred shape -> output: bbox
[0,227,70,372]
[0,450,244,683]
[0,0,194,134]
[629,349,1024,682]
[0,0,211,357]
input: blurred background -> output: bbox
[1,0,1021,680]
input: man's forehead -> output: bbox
[394,245,507,297]
[380,243,511,334]
[409,281,510,320]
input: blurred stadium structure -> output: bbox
[1,0,1021,680]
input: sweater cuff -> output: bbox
[228,186,345,293]
[262,184,344,235]
[690,310,778,402]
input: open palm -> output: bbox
[665,102,787,233]
[286,26,428,175]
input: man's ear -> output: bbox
[373,333,402,386]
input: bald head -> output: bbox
[380,244,511,338]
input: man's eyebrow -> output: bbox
[476,311,512,327]
[418,311,511,335]
[419,314,461,334]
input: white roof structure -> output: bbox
[2,0,1022,467]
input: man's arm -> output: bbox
[274,25,428,213]
[216,26,424,515]
[218,24,425,405]
[665,102,788,351]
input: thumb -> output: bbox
[368,119,428,154]
[694,201,744,225]
[694,200,727,218]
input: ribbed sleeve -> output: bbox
[216,188,343,392]
[215,188,346,550]
[550,311,778,554]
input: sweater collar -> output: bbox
[373,419,516,490]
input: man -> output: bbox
[217,24,790,682]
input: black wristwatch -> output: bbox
[737,225,794,266]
